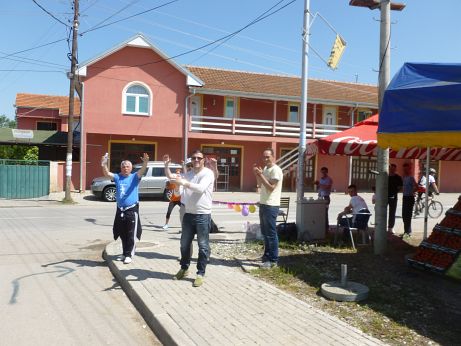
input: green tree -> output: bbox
[0,145,39,160]
[0,114,16,128]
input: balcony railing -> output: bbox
[190,115,349,138]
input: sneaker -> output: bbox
[260,261,277,269]
[193,275,204,287]
[123,256,132,264]
[173,268,189,280]
[403,233,412,239]
[162,224,169,230]
[388,228,395,234]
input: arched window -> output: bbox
[123,83,151,115]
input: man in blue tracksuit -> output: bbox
[101,152,149,264]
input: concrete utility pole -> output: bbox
[373,0,391,255]
[349,0,405,254]
[296,0,310,230]
[64,0,79,202]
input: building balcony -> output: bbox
[189,115,350,139]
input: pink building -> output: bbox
[14,34,461,193]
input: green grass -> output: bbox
[237,239,460,345]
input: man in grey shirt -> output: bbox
[164,150,215,287]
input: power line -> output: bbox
[0,52,67,68]
[0,69,64,73]
[32,0,71,27]
[191,0,291,63]
[80,0,179,35]
[93,0,296,70]
[83,0,141,32]
[0,38,68,61]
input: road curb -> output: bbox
[102,243,194,346]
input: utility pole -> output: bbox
[64,0,79,202]
[296,0,310,234]
[373,0,391,255]
[349,0,405,255]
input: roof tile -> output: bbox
[15,93,81,116]
[186,66,377,105]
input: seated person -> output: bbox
[337,184,370,231]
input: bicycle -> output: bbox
[413,193,443,219]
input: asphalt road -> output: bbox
[0,201,161,345]
[1,190,457,345]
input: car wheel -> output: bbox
[103,186,116,202]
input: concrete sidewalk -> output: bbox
[104,228,386,345]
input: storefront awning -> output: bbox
[0,128,71,146]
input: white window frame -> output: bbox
[224,97,238,118]
[288,103,300,123]
[122,81,152,116]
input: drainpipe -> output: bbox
[184,89,195,161]
[79,82,85,192]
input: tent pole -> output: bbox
[424,147,430,239]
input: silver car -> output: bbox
[91,161,182,202]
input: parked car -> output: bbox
[91,161,182,202]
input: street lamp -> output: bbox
[349,0,405,11]
[349,0,405,255]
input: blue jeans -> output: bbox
[180,213,211,275]
[259,204,279,263]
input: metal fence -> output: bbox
[0,159,50,199]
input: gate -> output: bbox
[0,160,50,199]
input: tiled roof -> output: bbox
[186,66,378,105]
[15,93,81,116]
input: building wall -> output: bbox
[316,154,350,193]
[439,161,460,192]
[16,107,63,130]
[53,161,80,191]
[83,46,188,138]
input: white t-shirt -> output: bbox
[419,175,435,186]
[181,167,215,214]
[350,195,368,214]
[260,164,283,206]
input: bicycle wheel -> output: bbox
[413,201,422,218]
[428,201,443,219]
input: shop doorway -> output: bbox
[202,145,241,191]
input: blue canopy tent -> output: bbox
[378,62,461,238]
[378,62,461,148]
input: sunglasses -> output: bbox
[191,156,204,161]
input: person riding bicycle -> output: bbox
[415,168,439,215]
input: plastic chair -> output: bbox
[336,208,372,250]
[276,197,290,225]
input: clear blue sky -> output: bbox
[1,0,459,120]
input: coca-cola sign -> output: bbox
[326,136,377,156]
[321,136,461,160]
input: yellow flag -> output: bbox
[327,35,346,69]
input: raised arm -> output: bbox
[136,153,149,179]
[163,154,175,180]
[101,154,114,179]
[206,157,219,179]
